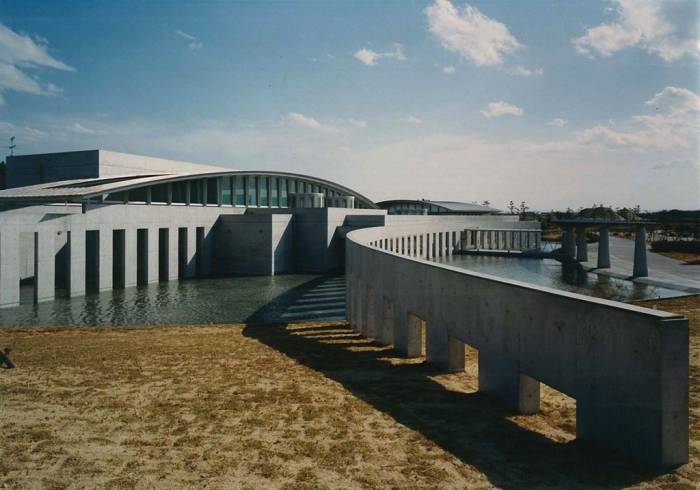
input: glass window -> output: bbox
[313,184,320,193]
[270,177,279,206]
[105,191,127,203]
[280,179,288,207]
[288,179,296,195]
[151,184,168,203]
[246,175,257,206]
[129,186,148,202]
[234,176,245,205]
[221,177,232,205]
[190,180,202,204]
[259,176,269,206]
[172,181,187,204]
[207,178,218,205]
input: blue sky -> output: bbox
[0,0,698,210]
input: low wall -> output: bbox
[346,219,688,468]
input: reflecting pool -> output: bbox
[431,255,685,302]
[0,275,346,327]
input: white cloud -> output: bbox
[531,86,699,152]
[353,43,405,66]
[175,30,203,50]
[573,0,699,61]
[400,116,422,124]
[70,122,106,135]
[0,23,73,104]
[348,118,367,128]
[504,65,543,77]
[424,0,520,66]
[285,112,340,133]
[442,65,456,74]
[547,118,568,127]
[480,101,524,118]
[644,85,700,114]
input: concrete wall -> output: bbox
[346,221,688,468]
[215,213,294,275]
[6,149,225,188]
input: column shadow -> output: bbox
[242,279,663,488]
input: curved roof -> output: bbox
[377,199,500,214]
[0,170,378,208]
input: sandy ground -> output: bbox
[0,297,698,489]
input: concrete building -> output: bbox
[0,149,688,468]
[377,199,500,215]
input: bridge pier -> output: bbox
[633,225,648,277]
[576,226,588,262]
[597,226,611,269]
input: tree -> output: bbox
[482,200,490,206]
[508,200,516,214]
[519,201,529,217]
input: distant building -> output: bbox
[377,199,500,216]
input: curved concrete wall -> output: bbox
[346,218,688,468]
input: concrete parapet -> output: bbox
[346,219,689,468]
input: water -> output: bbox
[432,255,685,302]
[0,275,347,327]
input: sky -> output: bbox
[0,0,698,211]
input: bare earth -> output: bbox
[1,296,699,489]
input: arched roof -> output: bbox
[0,170,378,209]
[377,199,500,214]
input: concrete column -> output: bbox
[99,229,113,291]
[167,227,178,280]
[124,228,137,288]
[147,227,159,283]
[403,312,424,358]
[34,230,55,303]
[633,225,648,277]
[68,229,86,297]
[0,228,20,308]
[576,226,588,262]
[597,226,611,269]
[184,227,197,278]
[426,326,465,373]
[479,351,540,414]
[426,234,432,259]
[562,226,576,258]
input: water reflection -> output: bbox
[1,275,337,328]
[432,255,684,302]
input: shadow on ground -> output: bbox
[244,277,661,488]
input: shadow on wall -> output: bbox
[242,320,662,488]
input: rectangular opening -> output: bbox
[158,228,169,281]
[18,232,34,304]
[525,380,577,442]
[136,228,148,285]
[85,230,99,291]
[55,230,69,292]
[112,229,125,289]
[406,312,427,358]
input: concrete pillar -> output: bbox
[633,225,648,277]
[124,228,137,288]
[479,352,540,414]
[426,234,432,259]
[68,229,86,297]
[404,313,424,358]
[576,226,588,262]
[167,227,178,280]
[34,230,55,303]
[426,327,465,373]
[597,226,611,268]
[98,229,113,291]
[147,227,159,283]
[0,228,20,308]
[562,226,576,258]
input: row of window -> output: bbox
[103,174,368,208]
[386,203,446,214]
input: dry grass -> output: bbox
[654,251,700,265]
[0,299,699,488]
